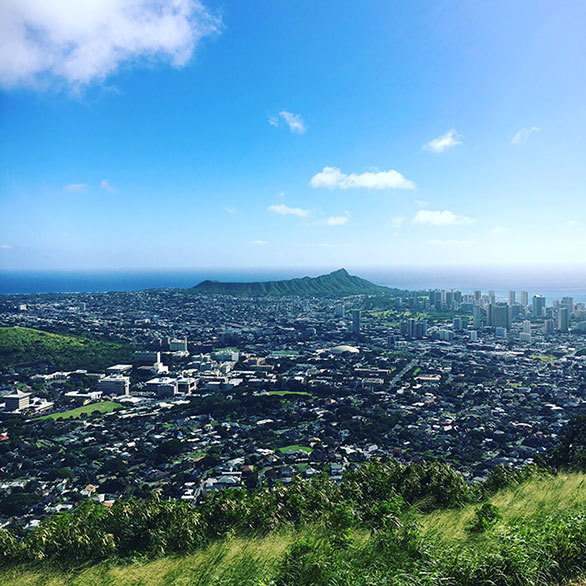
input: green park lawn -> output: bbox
[268,390,313,397]
[38,401,123,421]
[278,445,313,453]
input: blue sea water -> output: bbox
[1,267,585,304]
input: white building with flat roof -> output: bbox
[3,390,31,411]
[97,375,130,396]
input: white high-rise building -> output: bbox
[352,309,361,336]
[558,307,569,332]
[532,295,546,318]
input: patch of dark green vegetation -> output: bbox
[0,327,134,373]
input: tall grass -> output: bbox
[0,534,294,585]
[1,473,584,585]
[421,471,586,541]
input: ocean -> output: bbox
[1,267,585,305]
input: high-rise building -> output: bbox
[558,307,569,332]
[491,304,511,329]
[351,309,361,336]
[543,319,555,334]
[334,303,345,318]
[473,290,482,303]
[522,320,531,334]
[452,317,463,331]
[445,291,454,308]
[520,291,528,307]
[508,291,516,306]
[400,319,412,338]
[561,297,574,313]
[495,327,508,338]
[415,320,428,338]
[400,319,427,339]
[469,330,478,342]
[429,290,442,309]
[532,295,546,318]
[473,305,483,328]
[436,329,454,342]
[488,290,496,305]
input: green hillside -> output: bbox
[189,268,398,297]
[0,464,584,585]
[0,327,134,372]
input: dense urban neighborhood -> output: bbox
[1,271,585,531]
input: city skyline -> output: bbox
[1,1,586,271]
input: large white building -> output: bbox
[146,377,178,397]
[97,375,130,396]
[4,390,31,411]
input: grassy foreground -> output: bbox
[1,472,584,586]
[421,470,586,540]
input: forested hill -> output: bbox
[0,327,134,372]
[189,268,396,297]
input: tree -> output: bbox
[548,414,586,471]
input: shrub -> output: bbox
[467,503,502,533]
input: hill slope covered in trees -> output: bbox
[0,327,134,372]
[189,268,398,297]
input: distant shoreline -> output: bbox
[1,268,585,303]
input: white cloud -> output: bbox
[391,216,406,229]
[223,206,237,214]
[279,111,306,134]
[423,129,462,153]
[511,126,540,145]
[65,183,88,192]
[490,225,510,234]
[324,215,349,226]
[414,199,428,207]
[566,219,583,227]
[310,166,415,190]
[267,203,309,218]
[277,191,285,198]
[248,239,269,246]
[0,244,12,249]
[0,0,220,89]
[413,210,474,226]
[269,111,306,134]
[100,179,116,193]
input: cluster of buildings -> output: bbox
[0,284,584,528]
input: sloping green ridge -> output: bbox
[189,268,397,297]
[0,327,134,372]
[1,472,583,585]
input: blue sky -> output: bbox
[1,0,585,271]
